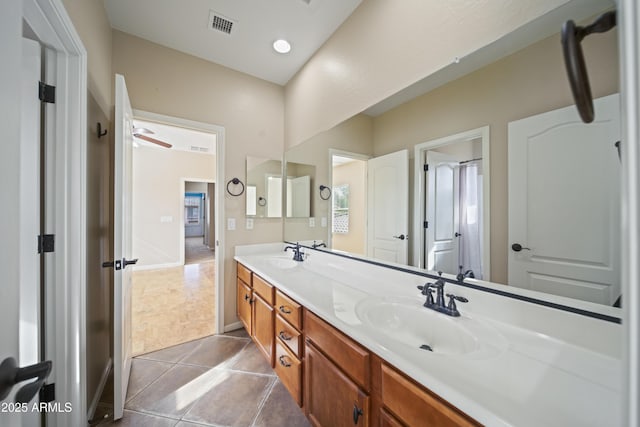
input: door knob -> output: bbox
[393,234,407,240]
[511,243,531,252]
[455,232,462,237]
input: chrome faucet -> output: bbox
[417,271,468,317]
[284,242,305,262]
[456,265,475,283]
[312,240,327,249]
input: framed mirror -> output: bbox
[283,0,620,308]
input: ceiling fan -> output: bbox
[132,126,172,148]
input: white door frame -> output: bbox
[620,0,640,424]
[413,126,491,279]
[134,109,226,335]
[21,0,87,426]
[328,149,371,249]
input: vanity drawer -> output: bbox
[274,340,302,406]
[275,290,302,331]
[380,363,479,427]
[252,274,274,304]
[237,262,252,286]
[304,309,370,391]
[275,314,302,358]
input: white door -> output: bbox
[425,151,460,275]
[114,74,135,419]
[288,175,311,217]
[508,93,620,305]
[367,150,409,264]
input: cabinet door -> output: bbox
[236,278,252,335]
[305,343,369,427]
[252,293,274,365]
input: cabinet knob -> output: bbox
[278,331,292,341]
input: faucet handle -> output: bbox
[446,294,468,312]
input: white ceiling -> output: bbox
[104,0,363,85]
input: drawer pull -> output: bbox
[278,331,292,341]
[278,355,292,368]
[353,403,363,424]
[279,305,292,314]
[244,294,250,301]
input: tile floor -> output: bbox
[132,262,216,355]
[93,331,310,427]
[185,236,215,265]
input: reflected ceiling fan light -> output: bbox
[132,127,154,135]
[273,39,291,54]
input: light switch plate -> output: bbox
[160,216,173,223]
[309,217,315,227]
[321,217,327,227]
[227,218,236,230]
[246,218,254,230]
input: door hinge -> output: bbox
[423,221,429,229]
[37,234,55,254]
[38,81,56,103]
[423,164,429,172]
[39,383,55,403]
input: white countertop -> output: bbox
[234,243,622,427]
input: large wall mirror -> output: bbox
[283,0,621,309]
[246,156,283,218]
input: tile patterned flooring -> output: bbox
[132,262,216,355]
[94,331,310,427]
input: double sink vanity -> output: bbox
[234,242,621,427]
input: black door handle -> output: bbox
[455,232,462,237]
[393,234,406,240]
[0,357,52,403]
[123,258,138,268]
[511,243,531,252]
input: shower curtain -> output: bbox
[459,162,483,279]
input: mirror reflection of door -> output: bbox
[331,154,368,255]
[424,140,484,279]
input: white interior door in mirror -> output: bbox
[508,93,620,305]
[367,149,409,264]
[425,151,460,274]
[287,175,311,217]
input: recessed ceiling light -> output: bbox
[273,39,291,54]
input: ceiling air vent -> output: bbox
[208,11,235,35]
[191,146,209,153]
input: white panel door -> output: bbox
[425,151,460,275]
[289,175,311,217]
[367,150,409,264]
[508,93,620,305]
[114,74,135,420]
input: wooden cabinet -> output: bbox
[236,278,252,335]
[305,310,370,427]
[236,261,480,427]
[305,342,369,427]
[378,363,480,427]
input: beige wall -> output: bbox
[332,160,366,255]
[62,0,113,116]
[112,31,285,326]
[133,148,215,267]
[371,27,619,284]
[284,0,571,148]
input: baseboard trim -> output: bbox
[224,321,243,332]
[87,358,112,421]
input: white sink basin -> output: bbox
[355,297,507,359]
[266,256,299,269]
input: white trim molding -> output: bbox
[23,0,88,426]
[133,109,226,335]
[412,126,491,280]
[620,0,640,425]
